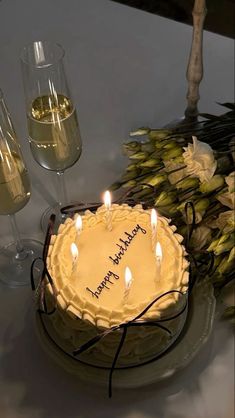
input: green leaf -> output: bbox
[216,102,235,110]
[199,113,220,120]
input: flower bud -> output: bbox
[174,156,184,164]
[217,252,235,274]
[129,151,148,161]
[139,159,159,168]
[123,141,140,153]
[142,173,167,188]
[122,180,137,188]
[180,205,203,224]
[177,225,188,236]
[155,191,177,206]
[199,175,224,193]
[217,256,230,274]
[129,127,150,137]
[121,170,138,182]
[228,247,235,264]
[148,129,171,140]
[217,233,230,246]
[223,218,235,233]
[194,198,210,213]
[140,141,156,153]
[162,147,183,161]
[214,236,234,255]
[163,141,180,150]
[176,177,199,190]
[225,171,235,193]
[207,238,220,252]
[126,163,138,172]
[155,140,168,150]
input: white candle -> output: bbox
[104,190,112,231]
[124,266,133,304]
[71,242,79,273]
[75,214,83,236]
[155,241,162,281]
[151,208,158,251]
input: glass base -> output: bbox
[40,201,92,234]
[40,205,67,234]
[0,239,43,287]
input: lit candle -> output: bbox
[75,214,83,236]
[124,266,133,304]
[155,241,162,281]
[104,190,112,231]
[71,242,79,273]
[151,208,158,251]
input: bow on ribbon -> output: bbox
[30,196,213,398]
[73,288,188,398]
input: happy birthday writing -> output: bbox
[86,223,146,299]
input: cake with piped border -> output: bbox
[45,203,189,367]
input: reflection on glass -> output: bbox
[0,89,42,287]
[21,41,82,231]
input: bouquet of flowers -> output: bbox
[112,103,235,323]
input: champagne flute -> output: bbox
[20,41,82,232]
[0,89,43,287]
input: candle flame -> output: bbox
[125,266,132,289]
[71,242,79,261]
[155,242,162,260]
[75,215,82,233]
[151,208,158,230]
[104,190,111,209]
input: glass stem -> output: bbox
[9,214,28,261]
[56,170,67,209]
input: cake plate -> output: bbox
[36,280,215,389]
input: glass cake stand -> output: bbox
[34,280,215,390]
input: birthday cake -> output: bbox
[45,203,189,367]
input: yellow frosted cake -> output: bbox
[45,203,189,367]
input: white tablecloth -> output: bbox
[0,1,234,417]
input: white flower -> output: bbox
[191,225,212,250]
[183,136,217,183]
[210,210,234,232]
[225,172,235,193]
[217,191,235,210]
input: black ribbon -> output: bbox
[60,185,156,217]
[184,201,215,292]
[73,288,187,397]
[30,196,209,398]
[31,214,57,315]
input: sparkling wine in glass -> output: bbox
[0,89,43,287]
[20,41,82,231]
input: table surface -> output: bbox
[0,0,234,417]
